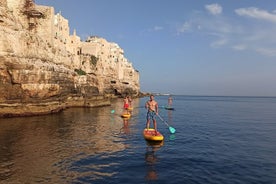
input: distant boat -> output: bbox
[152,93,171,96]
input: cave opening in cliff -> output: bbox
[114,89,121,96]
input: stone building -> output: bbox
[0,0,140,117]
[82,36,140,95]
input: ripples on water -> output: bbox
[0,96,276,184]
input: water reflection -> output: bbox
[0,98,141,183]
[167,110,173,124]
[120,117,130,135]
[144,141,163,181]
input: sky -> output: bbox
[36,0,276,96]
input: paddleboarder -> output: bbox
[168,95,173,107]
[145,95,159,134]
[123,95,130,114]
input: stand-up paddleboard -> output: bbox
[160,105,175,110]
[165,106,174,110]
[143,128,164,142]
[121,113,131,118]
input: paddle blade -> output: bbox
[169,126,176,134]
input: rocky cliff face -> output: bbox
[0,0,140,117]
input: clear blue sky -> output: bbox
[36,0,276,96]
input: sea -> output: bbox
[0,95,276,184]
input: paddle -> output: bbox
[156,114,176,134]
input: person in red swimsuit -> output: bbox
[123,96,130,114]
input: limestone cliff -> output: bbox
[0,0,140,117]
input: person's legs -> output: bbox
[146,112,150,129]
[146,119,150,129]
[151,112,157,134]
[153,119,157,134]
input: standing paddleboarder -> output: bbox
[145,95,159,134]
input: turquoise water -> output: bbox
[0,96,276,183]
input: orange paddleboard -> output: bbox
[143,128,164,142]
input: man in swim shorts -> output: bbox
[145,95,159,134]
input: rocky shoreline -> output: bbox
[0,95,108,118]
[0,92,149,118]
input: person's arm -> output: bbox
[145,101,148,109]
